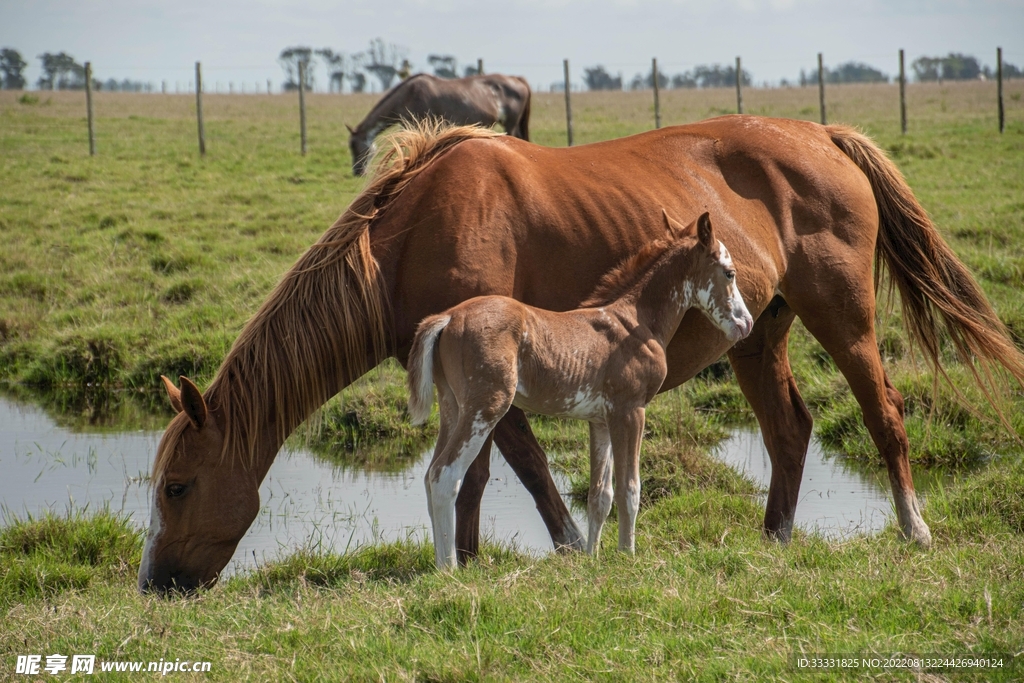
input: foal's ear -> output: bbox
[696,212,716,252]
[161,375,183,413]
[661,209,692,238]
[178,376,208,430]
[345,123,355,135]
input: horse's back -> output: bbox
[376,117,878,363]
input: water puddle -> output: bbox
[0,396,584,574]
[714,429,947,539]
[1,396,945,577]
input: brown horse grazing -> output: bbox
[347,73,531,176]
[140,118,1024,594]
[408,211,753,568]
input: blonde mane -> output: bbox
[156,122,503,475]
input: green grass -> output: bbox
[0,509,142,609]
[2,84,1024,679]
[1,458,1022,680]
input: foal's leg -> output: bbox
[490,407,586,552]
[612,407,645,554]
[586,422,614,555]
[727,300,813,542]
[425,380,459,545]
[425,406,507,569]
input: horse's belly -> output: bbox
[512,383,607,421]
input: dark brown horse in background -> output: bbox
[347,73,531,175]
[140,119,1024,593]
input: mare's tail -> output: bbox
[407,314,452,425]
[828,125,1024,398]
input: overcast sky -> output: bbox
[3,0,1023,92]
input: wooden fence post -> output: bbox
[817,52,826,125]
[564,59,574,147]
[735,56,743,114]
[653,58,661,129]
[299,61,308,155]
[998,47,1005,134]
[478,58,484,75]
[195,61,206,156]
[85,62,95,156]
[899,49,907,134]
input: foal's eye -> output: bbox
[725,270,736,281]
[165,483,188,498]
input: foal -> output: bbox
[408,211,753,569]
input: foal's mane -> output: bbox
[580,237,676,307]
[156,122,503,476]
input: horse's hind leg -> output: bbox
[727,299,814,542]
[787,266,931,547]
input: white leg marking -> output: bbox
[893,486,932,548]
[426,412,496,569]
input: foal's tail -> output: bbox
[407,314,452,425]
[829,125,1024,398]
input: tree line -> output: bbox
[278,38,483,93]
[0,48,151,91]
[584,54,1022,92]
[2,45,1020,93]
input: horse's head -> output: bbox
[669,211,754,343]
[137,376,260,595]
[347,124,373,176]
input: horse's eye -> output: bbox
[165,483,188,498]
[725,270,736,281]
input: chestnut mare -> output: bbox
[141,118,1024,593]
[347,73,531,176]
[407,211,754,568]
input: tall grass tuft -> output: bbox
[0,509,142,606]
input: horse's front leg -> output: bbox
[611,407,645,554]
[454,435,493,565]
[491,407,586,553]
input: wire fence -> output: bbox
[3,49,1022,157]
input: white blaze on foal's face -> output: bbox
[698,240,753,343]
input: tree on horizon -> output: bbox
[278,46,315,91]
[1,48,28,90]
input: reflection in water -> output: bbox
[1,396,948,579]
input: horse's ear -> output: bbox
[161,375,184,413]
[178,376,208,430]
[661,209,691,237]
[696,212,716,251]
[345,123,355,134]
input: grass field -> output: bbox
[2,81,1024,680]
